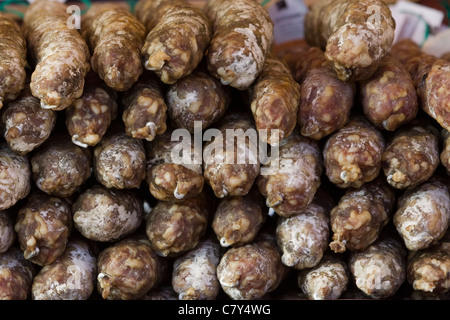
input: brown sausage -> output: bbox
[22,0,91,110]
[31,238,97,300]
[216,238,287,300]
[381,122,440,190]
[305,0,396,82]
[323,116,385,188]
[30,133,92,198]
[212,187,266,248]
[145,128,204,201]
[65,72,118,148]
[135,0,212,84]
[204,0,274,90]
[249,54,300,145]
[389,39,422,66]
[121,72,168,141]
[1,86,56,155]
[0,246,36,300]
[97,236,168,300]
[145,192,211,257]
[203,113,260,198]
[349,234,407,299]
[257,131,322,218]
[81,2,146,91]
[394,178,450,251]
[407,233,450,294]
[15,192,72,266]
[172,237,221,300]
[72,185,144,242]
[276,190,333,269]
[391,40,450,132]
[166,70,230,133]
[297,252,350,300]
[0,142,31,211]
[0,12,27,109]
[93,125,146,189]
[329,178,395,253]
[0,210,15,254]
[293,45,355,140]
[360,55,418,131]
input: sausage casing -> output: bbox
[72,185,144,242]
[204,0,274,90]
[15,192,72,266]
[31,238,97,300]
[65,72,118,148]
[257,132,322,217]
[22,0,90,110]
[136,0,211,84]
[0,143,31,211]
[81,3,146,91]
[0,12,27,109]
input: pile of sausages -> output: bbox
[0,0,449,301]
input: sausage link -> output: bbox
[389,39,422,66]
[30,134,91,198]
[135,0,211,84]
[394,179,450,251]
[203,113,260,198]
[65,72,118,148]
[121,72,168,141]
[93,125,146,189]
[276,39,312,78]
[297,252,349,300]
[0,143,31,211]
[257,132,322,218]
[305,0,395,82]
[97,236,168,300]
[407,235,450,294]
[166,70,230,133]
[249,55,300,145]
[15,192,72,266]
[172,237,221,300]
[360,56,418,131]
[0,211,15,254]
[212,187,266,248]
[31,238,97,300]
[146,128,204,201]
[412,56,450,132]
[0,12,27,109]
[276,190,333,269]
[81,3,146,91]
[22,0,90,110]
[391,40,450,132]
[323,116,385,188]
[381,122,440,190]
[204,0,274,90]
[72,185,144,242]
[293,45,355,140]
[216,238,287,300]
[1,86,56,155]
[329,178,395,253]
[145,193,210,257]
[349,235,407,299]
[0,246,36,300]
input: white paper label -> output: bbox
[268,0,308,45]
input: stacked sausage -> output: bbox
[0,0,449,301]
